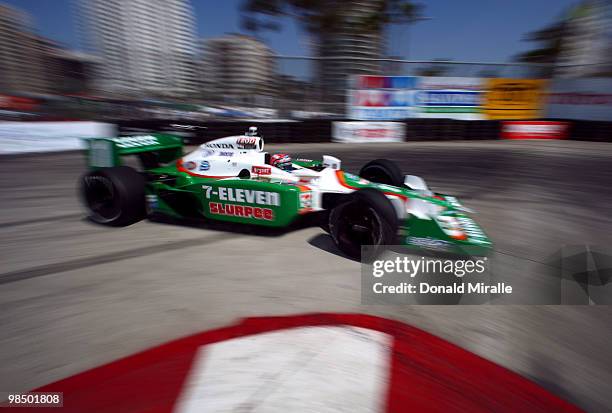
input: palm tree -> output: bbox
[515,22,567,77]
[240,0,424,43]
[240,0,424,106]
[513,2,602,78]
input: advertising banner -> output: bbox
[545,78,612,121]
[415,77,485,120]
[349,76,548,121]
[348,76,417,120]
[0,95,40,111]
[332,121,405,143]
[501,121,569,140]
[483,79,546,120]
[0,122,115,154]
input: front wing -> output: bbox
[401,212,492,256]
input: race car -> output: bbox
[80,127,491,259]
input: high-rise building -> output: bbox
[201,34,275,104]
[0,4,50,94]
[42,43,97,95]
[316,0,385,103]
[79,0,198,97]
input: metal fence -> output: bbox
[275,55,548,79]
[205,55,551,118]
[7,56,554,122]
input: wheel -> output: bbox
[359,159,404,187]
[329,188,398,261]
[319,210,330,233]
[80,166,145,226]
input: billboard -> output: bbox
[545,78,612,121]
[482,79,546,120]
[332,122,405,143]
[348,76,417,120]
[0,95,39,111]
[501,121,569,140]
[348,76,548,121]
[415,77,485,120]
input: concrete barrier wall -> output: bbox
[1,118,609,155]
[117,119,502,144]
[0,122,115,154]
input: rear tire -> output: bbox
[359,159,404,187]
[329,188,398,261]
[80,166,145,226]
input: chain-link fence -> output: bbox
[6,55,553,121]
[203,55,550,119]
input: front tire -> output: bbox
[359,159,404,187]
[329,188,398,261]
[80,166,145,226]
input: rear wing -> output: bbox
[86,133,183,169]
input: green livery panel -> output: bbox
[403,213,492,256]
[86,133,183,169]
[146,173,306,228]
[198,179,303,227]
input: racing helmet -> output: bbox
[270,153,292,171]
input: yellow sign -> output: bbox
[483,79,546,120]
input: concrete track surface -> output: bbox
[1,140,612,412]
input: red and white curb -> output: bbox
[176,326,391,413]
[23,314,582,412]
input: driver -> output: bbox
[270,153,293,171]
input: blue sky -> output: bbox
[4,0,577,61]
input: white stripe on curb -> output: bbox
[174,326,392,413]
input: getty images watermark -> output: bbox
[362,249,499,305]
[361,245,612,305]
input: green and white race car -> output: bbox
[80,127,491,259]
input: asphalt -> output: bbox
[1,140,612,412]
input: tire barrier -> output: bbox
[117,119,332,144]
[114,118,612,144]
[562,119,612,142]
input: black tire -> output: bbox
[359,159,404,187]
[329,188,398,261]
[319,210,331,233]
[80,166,145,226]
